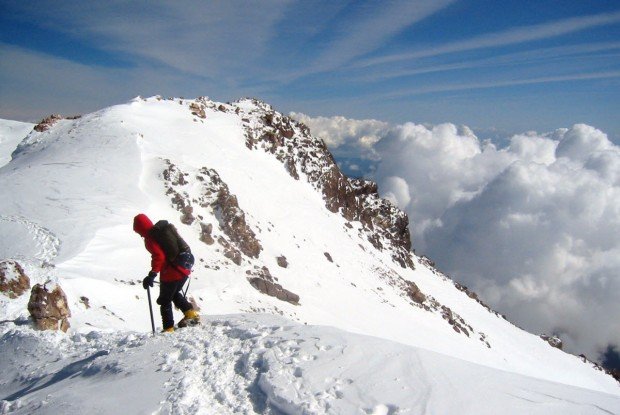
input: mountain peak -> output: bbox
[0,97,618,410]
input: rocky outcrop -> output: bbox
[33,114,81,132]
[189,102,206,119]
[276,256,288,268]
[200,222,215,245]
[419,257,504,321]
[218,237,242,265]
[235,98,413,269]
[454,282,500,317]
[27,283,71,332]
[247,266,299,305]
[162,161,195,225]
[33,114,64,132]
[401,279,426,304]
[374,266,489,347]
[160,159,263,269]
[0,260,30,298]
[540,334,563,350]
[196,167,262,258]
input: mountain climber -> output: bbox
[133,213,199,332]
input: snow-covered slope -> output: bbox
[3,315,619,415]
[0,97,618,413]
[0,119,34,168]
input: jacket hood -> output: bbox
[133,213,153,237]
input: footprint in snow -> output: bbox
[0,215,60,264]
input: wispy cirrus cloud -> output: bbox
[3,1,292,80]
[353,41,620,83]
[358,10,620,68]
[381,70,620,99]
[310,0,455,72]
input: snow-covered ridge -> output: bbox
[0,96,618,413]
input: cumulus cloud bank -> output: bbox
[299,113,620,360]
[290,112,387,160]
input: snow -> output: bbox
[0,119,33,168]
[0,97,618,413]
[1,315,619,415]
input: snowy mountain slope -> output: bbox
[0,96,618,413]
[0,119,34,168]
[2,315,619,415]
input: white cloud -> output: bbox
[359,11,620,68]
[5,1,292,80]
[354,41,620,83]
[311,0,455,73]
[379,123,620,359]
[381,71,620,99]
[301,112,620,360]
[290,112,388,159]
[383,176,411,209]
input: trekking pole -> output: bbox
[183,277,191,299]
[146,286,156,335]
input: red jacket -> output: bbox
[133,213,187,282]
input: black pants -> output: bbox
[157,276,192,329]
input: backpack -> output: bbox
[149,220,194,270]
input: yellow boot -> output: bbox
[161,327,175,333]
[178,309,200,328]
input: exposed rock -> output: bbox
[419,256,435,268]
[189,102,206,119]
[217,191,261,257]
[27,283,71,332]
[246,265,299,305]
[162,160,195,225]
[235,99,413,269]
[454,282,498,316]
[324,252,333,263]
[441,305,472,337]
[247,265,275,282]
[163,162,188,186]
[0,260,30,298]
[276,255,288,268]
[218,237,243,265]
[33,114,64,132]
[248,278,300,305]
[79,296,90,309]
[200,222,215,245]
[540,334,563,350]
[179,205,195,225]
[161,158,263,264]
[33,114,81,132]
[373,266,488,346]
[197,167,262,258]
[402,280,426,304]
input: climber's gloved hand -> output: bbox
[142,271,157,289]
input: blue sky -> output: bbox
[1,0,619,140]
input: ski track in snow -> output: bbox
[0,215,60,265]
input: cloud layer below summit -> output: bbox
[295,113,620,360]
